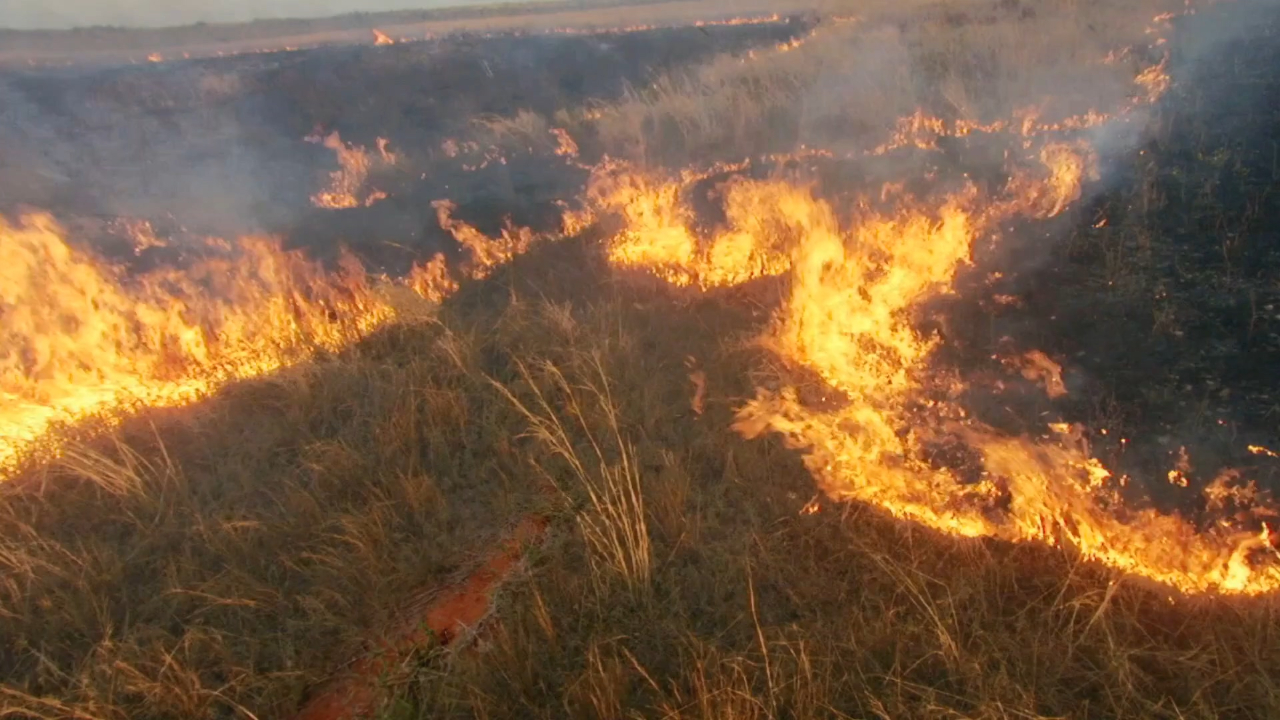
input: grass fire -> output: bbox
[3,0,1280,718]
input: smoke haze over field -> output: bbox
[0,0,553,30]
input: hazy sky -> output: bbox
[0,0,514,30]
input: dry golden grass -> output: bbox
[378,241,1280,720]
[578,0,1184,166]
[10,225,1279,717]
[492,353,653,596]
[5,1,1280,719]
[0,310,552,717]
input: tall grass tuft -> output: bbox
[491,351,652,596]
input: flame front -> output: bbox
[310,131,396,210]
[5,2,1273,597]
[1,185,551,473]
[584,7,1280,595]
[0,214,393,470]
[731,152,1280,595]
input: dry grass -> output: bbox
[380,248,1280,720]
[575,0,1183,166]
[493,353,652,595]
[5,221,1280,719]
[0,0,793,66]
[4,1,1280,719]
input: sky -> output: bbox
[0,0,517,30]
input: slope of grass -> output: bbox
[383,235,1280,720]
[0,301,553,717]
[4,194,1280,719]
[4,1,1280,719]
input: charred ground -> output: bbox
[931,4,1280,517]
[4,1,1280,719]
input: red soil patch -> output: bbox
[294,515,549,720]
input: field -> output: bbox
[3,0,1280,718]
[0,0,793,67]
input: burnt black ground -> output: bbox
[0,17,811,273]
[932,0,1280,520]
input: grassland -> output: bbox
[3,0,1280,719]
[0,0,790,66]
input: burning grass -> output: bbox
[0,215,393,471]
[4,0,1280,717]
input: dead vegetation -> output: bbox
[569,0,1180,166]
[3,0,1280,719]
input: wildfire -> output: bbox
[1135,56,1173,104]
[309,131,396,209]
[715,144,1279,596]
[7,12,812,71]
[1012,350,1068,399]
[547,13,788,37]
[432,201,534,280]
[0,189,562,474]
[0,214,394,471]
[405,254,459,304]
[583,17,1280,594]
[693,14,783,27]
[403,202,547,304]
[1,192,555,474]
[2,0,1265,600]
[550,127,580,158]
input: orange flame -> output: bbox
[431,200,534,280]
[310,132,396,210]
[0,213,393,471]
[404,253,459,304]
[589,39,1280,593]
[550,127,580,158]
[723,146,1278,595]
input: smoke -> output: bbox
[0,66,320,243]
[794,25,918,154]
